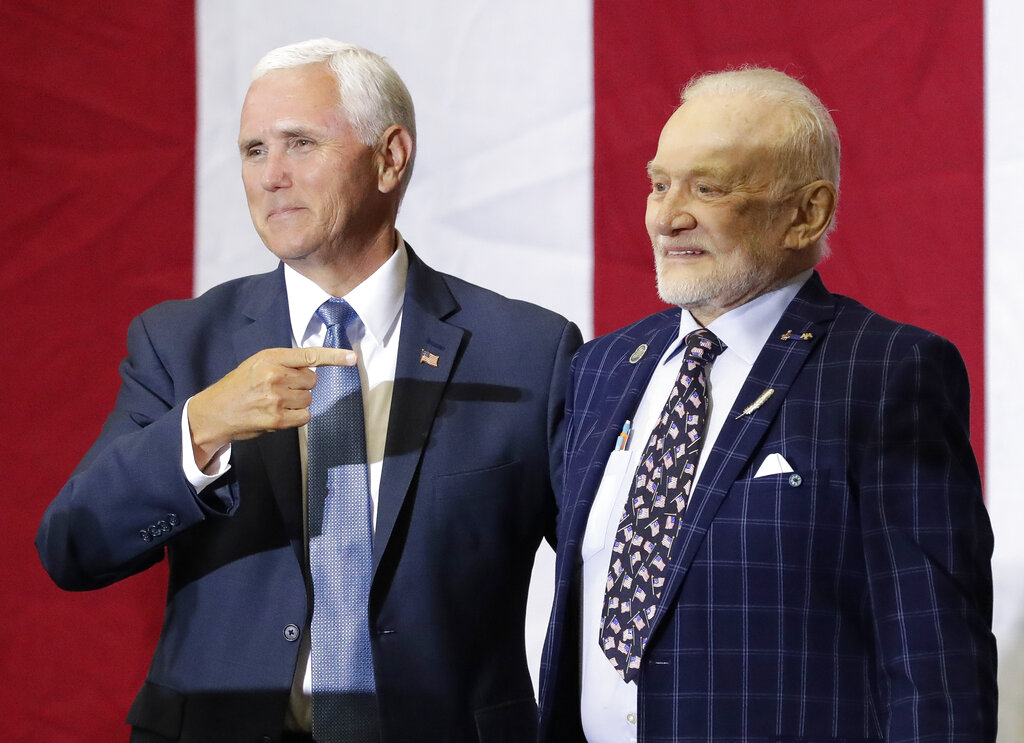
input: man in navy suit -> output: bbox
[36,39,580,742]
[539,68,996,741]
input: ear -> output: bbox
[783,180,837,250]
[375,125,414,195]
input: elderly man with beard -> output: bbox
[538,67,996,742]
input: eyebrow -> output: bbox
[238,138,262,153]
[238,125,320,153]
[278,126,318,140]
[646,161,730,181]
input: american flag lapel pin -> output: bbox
[419,348,440,367]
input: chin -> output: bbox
[263,238,318,263]
[655,263,710,306]
[655,263,765,310]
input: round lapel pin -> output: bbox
[629,344,648,364]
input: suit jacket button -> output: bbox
[139,529,152,542]
[148,525,162,537]
[283,624,301,642]
[157,520,170,533]
[167,513,180,526]
[788,473,803,487]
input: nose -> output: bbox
[260,149,291,191]
[648,189,697,236]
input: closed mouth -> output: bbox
[268,206,304,219]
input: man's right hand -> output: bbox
[187,347,357,471]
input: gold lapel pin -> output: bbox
[736,388,774,419]
[780,329,814,341]
[629,344,648,364]
[419,348,440,367]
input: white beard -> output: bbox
[653,241,776,311]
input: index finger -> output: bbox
[273,346,358,369]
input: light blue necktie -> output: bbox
[308,298,379,741]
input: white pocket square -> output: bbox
[754,453,795,478]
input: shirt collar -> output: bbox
[284,235,409,348]
[665,269,813,365]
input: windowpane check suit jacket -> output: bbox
[37,246,582,743]
[538,272,996,742]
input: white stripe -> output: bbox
[194,1,593,334]
[986,0,1024,739]
[195,0,593,692]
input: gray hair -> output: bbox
[682,66,840,213]
[252,38,416,184]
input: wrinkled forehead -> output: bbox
[652,93,792,178]
[241,65,341,119]
[677,92,791,140]
[238,64,349,140]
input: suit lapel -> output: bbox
[545,311,680,692]
[372,248,465,574]
[231,267,306,561]
[645,273,837,644]
[562,312,682,554]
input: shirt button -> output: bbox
[626,712,637,725]
[788,473,803,487]
[283,624,301,642]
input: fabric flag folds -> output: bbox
[4,1,1021,740]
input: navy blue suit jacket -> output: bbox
[539,273,996,742]
[37,247,582,743]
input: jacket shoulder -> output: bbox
[573,308,680,367]
[133,269,281,335]
[436,271,576,338]
[826,291,957,356]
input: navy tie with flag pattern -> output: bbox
[308,298,379,741]
[599,328,726,682]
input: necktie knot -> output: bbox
[317,298,358,333]
[683,328,725,365]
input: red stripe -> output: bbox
[593,0,985,463]
[2,1,195,739]
[3,2,986,737]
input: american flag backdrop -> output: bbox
[4,1,1022,739]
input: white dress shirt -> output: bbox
[179,238,409,731]
[579,271,811,743]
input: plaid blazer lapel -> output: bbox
[562,311,682,552]
[543,309,681,716]
[644,273,838,646]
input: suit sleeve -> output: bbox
[544,321,583,547]
[859,334,997,741]
[36,313,239,591]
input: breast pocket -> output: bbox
[712,469,852,576]
[431,460,524,554]
[581,450,634,561]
